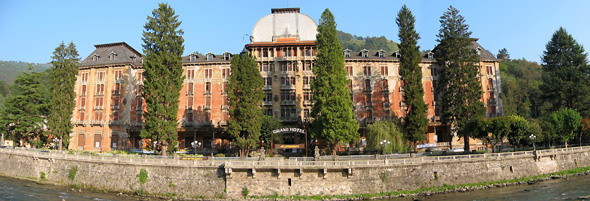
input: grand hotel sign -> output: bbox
[272,127,306,149]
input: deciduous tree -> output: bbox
[396,5,428,153]
[311,9,359,155]
[365,119,406,154]
[227,53,264,157]
[48,42,79,150]
[140,3,185,156]
[549,108,582,148]
[507,115,529,151]
[434,6,485,152]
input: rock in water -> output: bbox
[578,195,590,199]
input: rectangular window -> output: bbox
[78,134,85,148]
[265,92,272,102]
[187,112,193,122]
[187,97,193,108]
[136,97,143,110]
[114,70,122,80]
[80,97,86,108]
[94,134,101,148]
[79,111,85,121]
[222,68,230,79]
[303,76,309,85]
[94,97,103,109]
[205,82,211,94]
[381,66,388,76]
[81,85,87,95]
[290,77,295,85]
[204,69,212,79]
[187,69,195,80]
[80,72,89,82]
[365,79,371,91]
[223,82,228,93]
[113,111,119,120]
[206,96,211,107]
[363,66,371,76]
[97,72,105,82]
[136,71,144,82]
[187,83,194,95]
[346,66,353,76]
[487,65,494,75]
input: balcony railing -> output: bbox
[383,102,390,108]
[91,120,103,126]
[75,120,86,125]
[280,100,296,106]
[131,121,144,127]
[204,105,211,111]
[79,106,85,111]
[111,105,119,110]
[221,105,229,110]
[303,100,313,106]
[109,120,122,126]
[280,85,296,90]
[303,84,310,89]
[112,90,120,96]
[263,101,273,106]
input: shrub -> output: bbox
[242,187,250,197]
[40,171,46,180]
[214,153,225,157]
[137,169,148,184]
[68,166,78,181]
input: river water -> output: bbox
[1,174,589,200]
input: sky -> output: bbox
[1,0,590,64]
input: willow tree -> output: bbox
[48,42,79,150]
[311,9,359,155]
[140,3,185,156]
[397,5,428,153]
[434,6,484,152]
[227,54,264,157]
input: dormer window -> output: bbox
[360,49,369,58]
[189,53,198,61]
[392,50,401,58]
[343,49,351,58]
[206,53,214,61]
[223,52,232,61]
[131,55,137,62]
[476,47,481,55]
[109,51,117,60]
[428,52,434,60]
[92,54,100,61]
[377,49,386,58]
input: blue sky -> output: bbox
[1,0,589,64]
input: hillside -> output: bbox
[337,30,399,52]
[0,61,52,84]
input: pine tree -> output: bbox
[311,9,359,155]
[397,5,429,153]
[227,53,264,157]
[2,67,49,147]
[541,27,590,115]
[434,6,484,152]
[140,3,185,156]
[48,42,79,150]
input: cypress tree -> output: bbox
[541,27,590,115]
[227,53,264,157]
[434,6,484,152]
[140,3,185,156]
[48,42,79,150]
[397,5,429,153]
[311,9,359,155]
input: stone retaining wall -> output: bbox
[0,148,588,199]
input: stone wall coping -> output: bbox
[1,146,588,169]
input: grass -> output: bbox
[256,166,590,200]
[68,166,77,181]
[39,171,46,180]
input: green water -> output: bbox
[386,174,590,201]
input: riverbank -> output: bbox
[0,147,589,199]
[248,166,590,200]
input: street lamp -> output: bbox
[529,134,537,159]
[191,141,201,155]
[52,138,60,150]
[380,140,391,155]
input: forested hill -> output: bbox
[0,60,52,83]
[337,30,400,52]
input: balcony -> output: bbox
[109,120,122,126]
[221,105,230,110]
[112,90,120,96]
[204,91,211,96]
[91,120,103,126]
[204,105,211,111]
[183,121,196,127]
[219,121,228,126]
[303,100,313,106]
[111,105,120,110]
[79,106,86,111]
[75,120,86,125]
[131,121,144,127]
[303,84,311,89]
[264,85,273,90]
[93,106,103,110]
[280,100,296,106]
[263,101,273,106]
[280,85,296,90]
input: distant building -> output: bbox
[69,8,503,151]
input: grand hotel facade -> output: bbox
[69,8,503,151]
